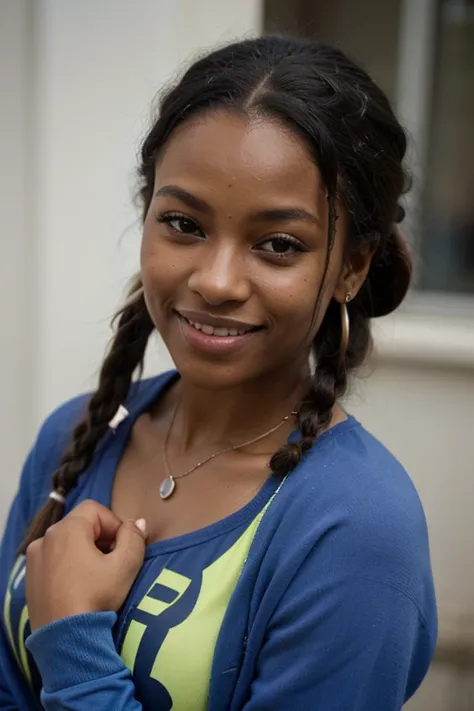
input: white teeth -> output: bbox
[184,317,251,337]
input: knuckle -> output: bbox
[75,499,96,512]
[70,499,105,521]
[63,513,86,531]
[25,539,41,558]
[43,522,58,538]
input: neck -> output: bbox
[173,362,311,453]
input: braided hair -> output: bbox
[19,35,412,552]
[19,277,153,551]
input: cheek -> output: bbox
[140,239,178,333]
[261,259,340,346]
[261,263,323,327]
[140,228,180,298]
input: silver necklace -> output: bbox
[159,402,297,500]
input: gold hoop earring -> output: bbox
[340,293,352,357]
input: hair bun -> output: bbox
[359,226,413,318]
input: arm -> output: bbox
[239,477,438,711]
[1,399,89,710]
[24,501,148,711]
[26,612,143,711]
[243,569,434,711]
[0,397,144,711]
[235,440,437,710]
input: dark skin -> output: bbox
[26,111,373,628]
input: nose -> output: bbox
[187,242,251,306]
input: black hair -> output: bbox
[20,35,412,552]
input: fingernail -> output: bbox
[135,518,147,534]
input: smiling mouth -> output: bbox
[180,315,260,337]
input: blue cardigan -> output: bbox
[0,371,437,710]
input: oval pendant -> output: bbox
[160,476,176,500]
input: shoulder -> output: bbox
[261,417,434,619]
[295,416,427,543]
[1,373,176,573]
[34,370,176,457]
[20,371,176,511]
[36,392,91,455]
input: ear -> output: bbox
[332,242,376,303]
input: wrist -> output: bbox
[30,601,104,632]
[26,612,121,692]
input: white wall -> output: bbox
[0,0,35,524]
[33,0,261,424]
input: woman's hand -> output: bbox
[25,500,147,632]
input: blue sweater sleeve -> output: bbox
[26,613,143,711]
[243,569,432,710]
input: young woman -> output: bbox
[0,35,436,711]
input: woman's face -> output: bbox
[141,111,350,390]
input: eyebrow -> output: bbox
[154,185,323,228]
[154,185,211,213]
[251,207,323,228]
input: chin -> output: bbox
[172,355,263,392]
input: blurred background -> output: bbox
[1,0,473,708]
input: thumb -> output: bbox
[110,518,147,578]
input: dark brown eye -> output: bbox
[156,213,203,237]
[257,236,306,257]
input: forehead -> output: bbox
[154,111,325,208]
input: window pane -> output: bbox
[420,0,474,294]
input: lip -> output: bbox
[176,309,262,332]
[176,313,261,356]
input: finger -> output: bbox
[66,500,123,543]
[25,539,42,602]
[109,518,147,577]
[25,537,42,560]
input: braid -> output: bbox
[18,276,154,553]
[270,299,371,477]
